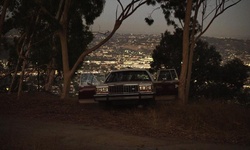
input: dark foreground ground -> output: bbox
[0,92,250,149]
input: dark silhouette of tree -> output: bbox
[221,58,249,92]
[190,40,222,97]
[150,29,182,73]
[204,58,249,100]
[151,30,221,97]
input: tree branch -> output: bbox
[197,0,241,40]
[117,0,124,12]
[56,0,65,20]
[70,0,147,76]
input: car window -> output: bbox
[170,70,177,80]
[80,73,104,86]
[158,70,178,81]
[80,74,92,85]
[158,71,168,81]
[158,70,172,81]
[105,71,151,83]
[94,74,105,85]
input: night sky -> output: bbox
[92,0,250,39]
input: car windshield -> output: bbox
[105,71,151,83]
[79,73,105,86]
[158,70,178,81]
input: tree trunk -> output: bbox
[185,0,201,100]
[58,30,71,99]
[178,0,193,105]
[17,55,26,99]
[9,59,20,94]
[44,58,56,91]
[57,0,71,99]
[185,41,195,99]
[17,43,31,99]
[61,72,71,99]
[9,34,26,94]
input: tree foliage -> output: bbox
[4,0,104,70]
[221,58,249,90]
[1,0,105,97]
[150,29,182,73]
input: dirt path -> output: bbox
[0,115,249,150]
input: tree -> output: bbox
[3,1,45,98]
[53,0,105,99]
[150,29,182,73]
[3,0,100,98]
[147,0,241,104]
[53,0,148,99]
[203,58,249,99]
[4,0,150,99]
[150,30,222,98]
[221,58,249,92]
[191,40,222,97]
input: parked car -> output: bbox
[94,69,155,105]
[154,69,179,96]
[78,73,105,100]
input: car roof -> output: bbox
[109,68,149,73]
[158,69,176,71]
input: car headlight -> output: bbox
[96,86,109,94]
[139,84,153,92]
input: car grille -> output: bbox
[109,85,138,93]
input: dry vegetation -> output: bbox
[0,92,250,146]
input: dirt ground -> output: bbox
[1,115,249,150]
[0,93,250,149]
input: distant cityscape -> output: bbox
[77,33,250,74]
[1,33,250,92]
[1,33,249,74]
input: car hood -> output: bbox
[99,81,153,86]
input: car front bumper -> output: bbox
[94,92,155,102]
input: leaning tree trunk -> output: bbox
[17,42,31,99]
[9,34,26,94]
[9,55,21,94]
[17,53,27,99]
